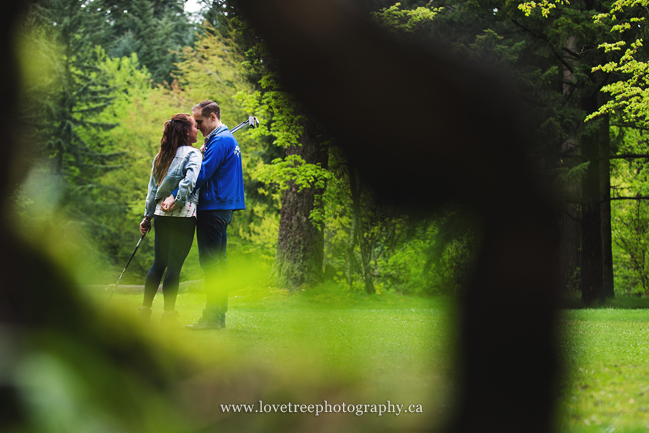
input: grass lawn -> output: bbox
[95,283,649,433]
[94,283,456,432]
[560,298,649,433]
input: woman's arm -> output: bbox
[143,157,158,218]
[173,149,201,207]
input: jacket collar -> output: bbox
[204,124,229,144]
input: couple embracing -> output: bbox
[138,100,244,330]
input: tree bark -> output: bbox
[558,36,582,294]
[272,123,328,289]
[580,97,605,304]
[346,166,375,294]
[345,167,359,287]
[599,112,615,298]
[559,204,581,292]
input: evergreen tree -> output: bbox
[98,0,193,84]
[27,0,122,217]
[387,0,649,304]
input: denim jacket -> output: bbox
[144,146,202,218]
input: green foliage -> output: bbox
[612,198,649,295]
[254,155,331,197]
[372,2,442,33]
[609,127,649,295]
[518,0,569,18]
[236,74,306,149]
[469,29,526,65]
[580,1,649,124]
[15,5,263,283]
[18,3,128,264]
[99,0,193,84]
[321,152,475,296]
[237,203,280,264]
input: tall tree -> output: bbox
[272,119,329,287]
[98,0,193,84]
[215,3,331,289]
[411,0,649,303]
[28,1,122,212]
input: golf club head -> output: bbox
[249,116,259,128]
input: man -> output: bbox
[163,100,245,330]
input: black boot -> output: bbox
[185,308,221,330]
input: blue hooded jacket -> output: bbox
[193,125,245,211]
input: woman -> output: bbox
[138,113,201,323]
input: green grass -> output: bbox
[95,283,649,433]
[93,283,456,432]
[560,307,649,433]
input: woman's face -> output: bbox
[187,116,198,144]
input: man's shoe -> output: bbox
[160,310,179,326]
[185,309,221,330]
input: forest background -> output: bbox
[14,0,649,305]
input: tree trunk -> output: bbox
[559,204,581,292]
[345,183,359,287]
[346,166,375,294]
[359,235,375,294]
[599,112,615,298]
[344,224,357,287]
[558,36,582,294]
[580,106,604,304]
[272,125,328,289]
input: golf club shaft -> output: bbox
[230,120,249,134]
[231,116,258,134]
[108,233,146,301]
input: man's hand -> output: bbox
[140,218,151,235]
[161,194,179,212]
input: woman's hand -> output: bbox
[161,194,178,212]
[140,218,152,235]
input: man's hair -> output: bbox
[193,100,221,120]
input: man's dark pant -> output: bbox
[196,210,232,319]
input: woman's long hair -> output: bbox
[154,113,193,185]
